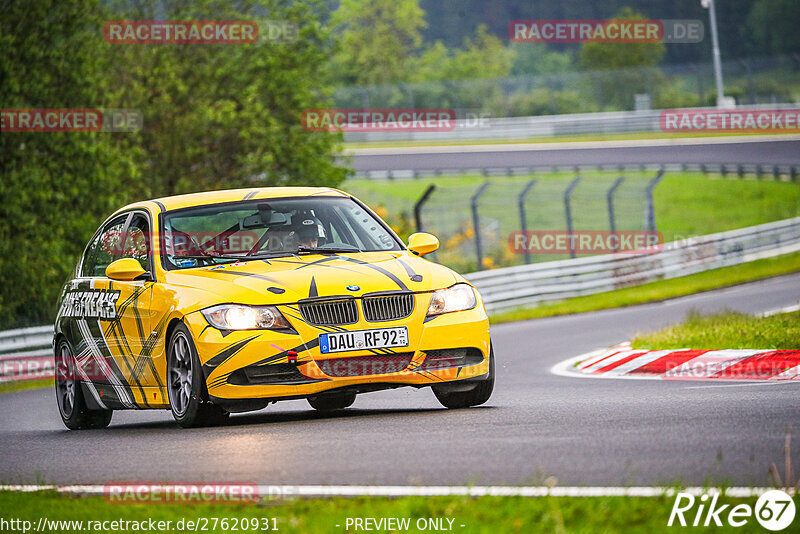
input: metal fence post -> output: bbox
[471,182,491,271]
[413,184,436,232]
[644,169,665,233]
[564,177,581,259]
[518,179,537,264]
[606,177,625,252]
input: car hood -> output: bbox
[164,251,461,305]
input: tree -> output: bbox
[330,0,426,86]
[0,0,134,327]
[579,7,666,110]
[411,25,514,82]
[747,0,800,56]
[107,0,348,198]
[1,0,349,327]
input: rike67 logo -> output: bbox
[668,490,795,530]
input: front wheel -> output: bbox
[168,323,229,428]
[433,346,494,409]
[54,338,113,430]
[308,392,356,411]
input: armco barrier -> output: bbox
[1,217,799,380]
[343,104,800,143]
[466,216,800,312]
[0,325,54,382]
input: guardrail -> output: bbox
[0,326,54,382]
[466,216,800,312]
[1,216,799,380]
[344,104,800,143]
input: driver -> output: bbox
[290,217,323,249]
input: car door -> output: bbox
[68,211,157,408]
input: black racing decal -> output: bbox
[308,276,318,298]
[133,311,169,391]
[83,317,141,405]
[276,256,365,276]
[208,269,282,285]
[101,283,152,406]
[243,190,259,200]
[58,288,121,320]
[201,335,260,377]
[268,287,285,294]
[207,337,324,390]
[395,258,423,283]
[336,257,409,291]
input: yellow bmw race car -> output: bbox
[53,187,494,428]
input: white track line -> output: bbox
[760,303,800,317]
[0,484,781,498]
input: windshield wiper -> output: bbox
[296,246,359,255]
[213,252,300,260]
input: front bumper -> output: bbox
[183,293,491,406]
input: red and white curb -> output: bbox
[552,343,800,382]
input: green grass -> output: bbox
[633,310,800,350]
[343,129,798,149]
[0,490,787,534]
[0,378,52,394]
[489,251,800,324]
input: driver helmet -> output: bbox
[291,215,324,244]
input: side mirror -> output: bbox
[106,258,148,281]
[407,232,439,256]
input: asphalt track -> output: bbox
[1,272,799,487]
[350,136,800,171]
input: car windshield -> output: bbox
[162,196,402,269]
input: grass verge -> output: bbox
[633,310,800,350]
[0,378,52,394]
[0,490,782,533]
[489,251,800,325]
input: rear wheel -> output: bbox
[433,346,495,409]
[168,323,229,428]
[54,338,113,430]
[308,392,356,411]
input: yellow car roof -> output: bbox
[117,186,350,215]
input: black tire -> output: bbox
[307,392,356,411]
[167,323,229,428]
[54,338,113,430]
[433,346,495,409]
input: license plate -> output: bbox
[319,327,409,354]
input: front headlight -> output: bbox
[202,304,291,330]
[427,283,477,317]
